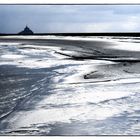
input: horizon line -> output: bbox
[1,32,140,36]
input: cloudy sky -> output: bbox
[0,5,140,33]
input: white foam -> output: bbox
[1,54,25,59]
[38,91,134,106]
[0,42,20,46]
[8,91,134,129]
[110,42,140,52]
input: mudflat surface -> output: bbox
[0,36,140,135]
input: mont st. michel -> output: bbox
[18,26,34,35]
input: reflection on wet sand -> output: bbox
[0,36,140,135]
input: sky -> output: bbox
[0,5,140,33]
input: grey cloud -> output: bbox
[0,5,140,33]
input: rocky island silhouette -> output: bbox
[18,26,34,35]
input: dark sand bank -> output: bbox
[1,36,140,61]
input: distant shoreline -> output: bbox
[1,32,140,36]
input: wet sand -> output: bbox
[1,36,140,61]
[0,36,140,135]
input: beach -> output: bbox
[0,35,140,135]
